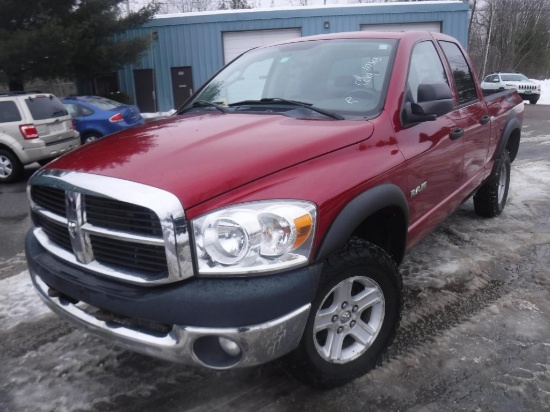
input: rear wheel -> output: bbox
[0,149,23,183]
[81,132,102,144]
[474,150,511,217]
[284,239,402,389]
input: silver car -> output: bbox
[0,92,80,183]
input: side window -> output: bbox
[78,104,94,117]
[64,103,78,117]
[64,103,93,117]
[439,41,478,105]
[406,41,448,103]
[484,75,498,83]
[0,101,22,123]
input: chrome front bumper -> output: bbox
[31,272,310,369]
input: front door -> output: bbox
[133,69,156,113]
[171,67,193,109]
[395,40,464,236]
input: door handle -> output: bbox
[479,115,490,125]
[449,128,464,140]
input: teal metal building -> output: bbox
[117,1,469,112]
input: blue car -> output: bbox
[61,96,145,144]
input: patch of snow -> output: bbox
[0,270,52,330]
[530,79,550,105]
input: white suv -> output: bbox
[0,92,80,182]
[480,73,541,104]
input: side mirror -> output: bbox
[405,82,455,124]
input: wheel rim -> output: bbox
[313,275,385,364]
[85,135,99,144]
[0,155,13,178]
[497,161,507,204]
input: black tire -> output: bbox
[284,239,402,389]
[473,150,511,217]
[0,149,23,183]
[529,96,538,105]
[81,132,102,144]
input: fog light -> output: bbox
[218,337,241,356]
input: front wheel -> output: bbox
[474,150,511,217]
[284,240,402,388]
[529,96,539,105]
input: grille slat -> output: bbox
[33,212,72,251]
[85,196,163,236]
[90,235,167,274]
[31,186,66,216]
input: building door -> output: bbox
[133,69,156,113]
[171,67,193,109]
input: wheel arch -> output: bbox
[0,142,20,161]
[497,117,521,164]
[314,184,409,266]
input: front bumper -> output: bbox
[26,231,320,368]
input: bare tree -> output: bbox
[468,0,550,79]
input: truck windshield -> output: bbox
[186,38,397,119]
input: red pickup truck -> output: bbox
[25,31,523,388]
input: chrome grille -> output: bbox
[28,170,193,285]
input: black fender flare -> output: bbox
[494,116,521,168]
[314,183,409,264]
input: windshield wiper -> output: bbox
[229,98,344,120]
[179,100,228,114]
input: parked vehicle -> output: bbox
[61,96,144,144]
[0,92,80,183]
[26,31,523,388]
[480,72,540,104]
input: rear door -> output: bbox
[438,40,491,184]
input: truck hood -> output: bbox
[47,113,374,208]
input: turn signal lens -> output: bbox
[293,213,313,249]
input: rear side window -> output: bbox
[0,101,22,123]
[25,96,68,120]
[439,41,478,105]
[64,103,94,117]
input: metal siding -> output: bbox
[119,2,468,112]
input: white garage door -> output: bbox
[223,28,301,64]
[361,22,441,33]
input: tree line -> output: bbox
[468,0,550,79]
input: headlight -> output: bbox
[192,200,316,275]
